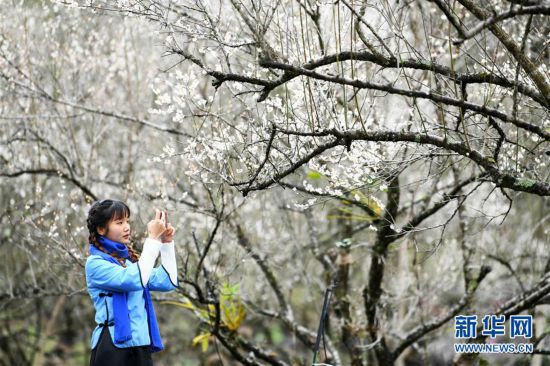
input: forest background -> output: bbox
[0,0,549,365]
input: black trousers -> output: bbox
[89,326,154,366]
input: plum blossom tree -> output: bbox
[1,0,549,365]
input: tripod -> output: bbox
[311,280,338,365]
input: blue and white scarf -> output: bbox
[89,235,164,352]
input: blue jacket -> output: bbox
[85,240,179,349]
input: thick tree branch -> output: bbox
[259,60,549,138]
[236,127,550,196]
[0,169,97,200]
[456,0,550,104]
[454,5,550,44]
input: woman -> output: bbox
[85,199,179,366]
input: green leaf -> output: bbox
[307,170,323,180]
[192,332,211,352]
[270,324,284,345]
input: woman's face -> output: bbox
[97,214,131,244]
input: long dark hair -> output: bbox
[86,199,140,266]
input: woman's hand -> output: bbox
[147,209,166,240]
[161,223,176,243]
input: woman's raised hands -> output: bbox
[161,222,176,243]
[147,208,167,240]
